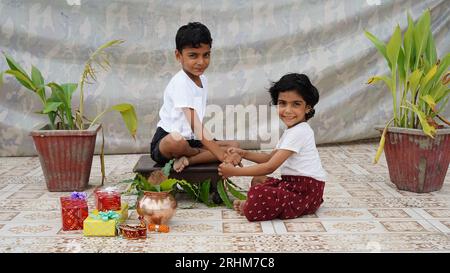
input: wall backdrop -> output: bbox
[0,0,449,156]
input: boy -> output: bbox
[150,22,241,172]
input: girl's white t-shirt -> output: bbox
[275,122,327,182]
[157,70,208,139]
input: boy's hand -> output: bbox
[227,147,246,157]
[223,152,242,166]
[218,162,236,178]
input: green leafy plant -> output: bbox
[123,159,247,208]
[364,9,450,163]
[1,40,138,182]
[176,178,246,208]
[122,159,178,197]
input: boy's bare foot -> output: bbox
[173,156,189,172]
[233,200,246,216]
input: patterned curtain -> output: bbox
[0,0,449,156]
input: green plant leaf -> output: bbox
[404,103,436,137]
[398,48,406,85]
[413,9,431,69]
[110,103,138,138]
[199,179,211,204]
[176,180,199,200]
[162,159,174,176]
[420,95,436,109]
[160,178,179,192]
[425,31,437,66]
[3,52,29,78]
[225,179,247,200]
[31,65,44,88]
[217,179,233,209]
[60,83,78,105]
[386,25,402,72]
[408,69,423,95]
[4,69,35,91]
[364,30,390,68]
[403,13,415,74]
[367,75,393,91]
[43,101,63,114]
[421,64,438,87]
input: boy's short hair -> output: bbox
[175,22,212,52]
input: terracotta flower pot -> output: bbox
[378,127,450,193]
[30,124,100,192]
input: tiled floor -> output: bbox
[0,141,449,252]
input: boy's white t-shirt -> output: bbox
[157,70,208,140]
[275,122,327,182]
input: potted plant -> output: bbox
[365,9,450,193]
[1,40,138,191]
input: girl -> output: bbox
[218,73,327,221]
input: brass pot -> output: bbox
[136,191,177,225]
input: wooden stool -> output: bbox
[133,155,222,204]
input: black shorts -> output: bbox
[150,127,204,165]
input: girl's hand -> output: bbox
[223,152,242,166]
[218,162,236,178]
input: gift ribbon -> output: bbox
[90,210,120,222]
[70,191,87,200]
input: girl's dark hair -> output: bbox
[269,73,319,120]
[175,22,213,52]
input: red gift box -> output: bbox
[60,196,88,231]
[94,187,121,211]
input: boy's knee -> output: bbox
[160,134,188,156]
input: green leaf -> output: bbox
[3,52,29,78]
[4,69,35,91]
[386,25,402,72]
[226,179,247,200]
[374,118,394,164]
[420,95,436,109]
[162,159,174,176]
[199,179,211,204]
[421,64,438,87]
[367,75,393,91]
[111,103,138,138]
[60,83,78,106]
[364,30,390,68]
[398,48,406,84]
[43,101,63,114]
[35,86,47,103]
[403,13,415,74]
[225,178,243,190]
[176,180,199,200]
[408,69,423,95]
[404,102,436,137]
[425,31,437,66]
[31,65,45,88]
[217,179,233,209]
[160,178,178,192]
[413,9,430,69]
